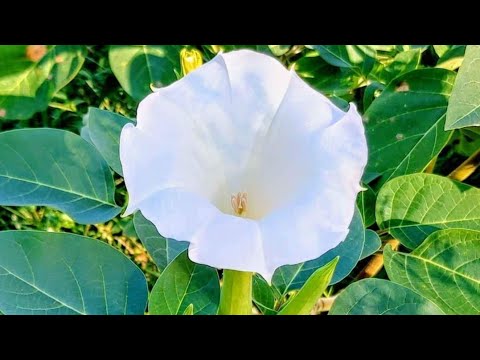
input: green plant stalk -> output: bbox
[218,270,253,315]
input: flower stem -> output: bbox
[218,270,253,315]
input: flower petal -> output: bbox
[188,214,269,279]
[120,55,232,215]
[257,73,368,275]
[131,188,220,242]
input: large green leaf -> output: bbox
[0,45,86,120]
[149,251,220,315]
[278,257,338,315]
[0,231,147,315]
[329,279,444,315]
[109,45,183,101]
[385,229,480,314]
[133,211,188,271]
[84,107,134,175]
[376,173,480,249]
[445,45,480,130]
[0,129,121,224]
[364,68,455,187]
[272,208,365,295]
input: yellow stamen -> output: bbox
[231,192,247,216]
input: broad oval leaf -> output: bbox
[445,45,480,130]
[272,207,365,295]
[0,129,121,224]
[0,45,86,120]
[376,173,480,249]
[365,68,455,187]
[85,107,134,175]
[329,279,444,315]
[0,231,147,315]
[278,257,338,315]
[109,45,183,101]
[384,229,480,315]
[133,211,188,271]
[149,251,220,315]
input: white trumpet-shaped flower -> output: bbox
[120,50,368,282]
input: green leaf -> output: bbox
[0,129,121,224]
[272,207,365,295]
[357,183,376,227]
[365,68,455,187]
[0,45,86,120]
[376,173,480,249]
[445,45,480,130]
[109,45,183,101]
[360,230,381,260]
[253,274,277,315]
[149,251,220,315]
[133,211,187,271]
[385,229,480,314]
[0,230,147,315]
[329,279,444,315]
[311,45,375,74]
[278,257,338,315]
[294,51,361,98]
[376,49,422,84]
[84,107,134,175]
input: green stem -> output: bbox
[218,270,253,315]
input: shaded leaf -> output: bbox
[149,251,220,315]
[0,129,121,224]
[0,231,147,315]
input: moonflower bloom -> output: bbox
[120,50,368,282]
